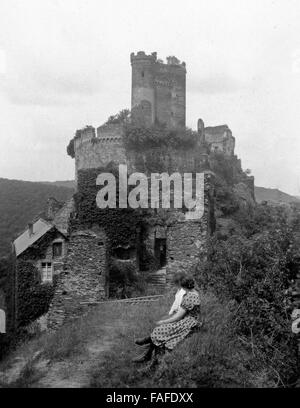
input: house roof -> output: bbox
[13,218,55,257]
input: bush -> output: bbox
[196,204,300,386]
[124,124,199,151]
[109,259,147,298]
[105,109,131,125]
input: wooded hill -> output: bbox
[0,178,73,259]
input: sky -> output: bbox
[0,0,299,195]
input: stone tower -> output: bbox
[130,51,186,128]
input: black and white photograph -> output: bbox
[0,0,299,392]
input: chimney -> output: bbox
[28,223,33,237]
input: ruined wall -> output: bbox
[47,229,107,330]
[204,125,235,156]
[45,197,64,221]
[53,198,75,235]
[166,173,215,284]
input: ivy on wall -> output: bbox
[72,165,146,249]
[16,260,55,328]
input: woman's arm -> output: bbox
[156,307,186,325]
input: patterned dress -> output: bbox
[151,290,201,350]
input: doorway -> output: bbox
[154,238,167,268]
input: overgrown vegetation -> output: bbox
[195,152,300,386]
[16,260,55,328]
[73,164,151,297]
[124,123,199,151]
[105,109,131,125]
[73,164,145,248]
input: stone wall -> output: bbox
[53,198,75,235]
[204,125,235,156]
[166,172,215,284]
[74,124,126,187]
[127,146,209,174]
[47,229,107,330]
[18,229,67,277]
[131,51,186,128]
[45,197,64,221]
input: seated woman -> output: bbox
[132,275,201,363]
[164,271,186,318]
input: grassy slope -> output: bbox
[0,178,73,258]
[0,291,275,388]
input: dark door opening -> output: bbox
[154,238,167,268]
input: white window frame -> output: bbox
[41,261,53,283]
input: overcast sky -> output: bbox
[0,0,299,195]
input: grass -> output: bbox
[0,290,277,388]
[88,291,276,388]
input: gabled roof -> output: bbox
[13,218,55,257]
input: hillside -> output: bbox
[0,177,297,261]
[0,292,280,388]
[0,178,73,258]
[255,186,300,204]
[45,181,300,206]
[41,180,75,189]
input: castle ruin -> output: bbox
[12,51,254,332]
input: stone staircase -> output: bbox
[145,268,167,292]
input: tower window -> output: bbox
[141,71,144,78]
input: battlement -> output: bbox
[73,122,126,185]
[74,126,96,149]
[73,123,124,153]
[96,123,123,142]
[130,51,157,63]
[131,51,186,70]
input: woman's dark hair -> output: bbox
[173,271,187,286]
[180,275,195,290]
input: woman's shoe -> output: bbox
[132,343,154,363]
[134,336,152,346]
